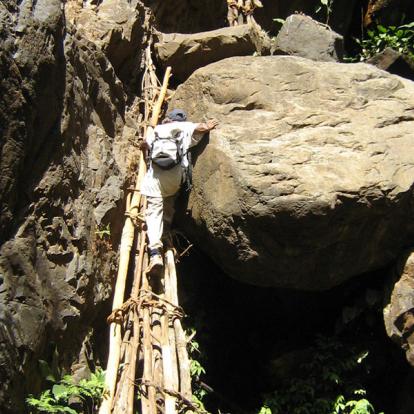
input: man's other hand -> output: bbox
[140,140,150,151]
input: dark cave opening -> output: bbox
[177,245,412,413]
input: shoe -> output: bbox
[146,253,163,277]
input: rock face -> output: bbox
[384,252,414,367]
[0,1,146,411]
[66,0,149,87]
[155,25,272,82]
[275,14,343,62]
[172,55,414,290]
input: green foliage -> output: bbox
[258,406,273,414]
[257,336,383,414]
[187,329,209,411]
[95,224,111,239]
[356,23,414,60]
[333,392,372,414]
[26,369,106,414]
[190,359,206,379]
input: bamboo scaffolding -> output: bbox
[99,37,193,414]
[99,49,169,412]
[110,50,155,412]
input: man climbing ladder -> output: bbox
[141,109,218,276]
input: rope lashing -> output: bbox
[107,290,185,325]
[138,380,208,414]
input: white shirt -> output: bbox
[141,121,203,197]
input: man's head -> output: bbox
[163,109,187,123]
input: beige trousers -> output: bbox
[146,196,176,251]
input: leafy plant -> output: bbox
[187,329,209,411]
[95,224,111,239]
[257,336,383,414]
[333,390,377,414]
[356,23,414,60]
[26,369,106,414]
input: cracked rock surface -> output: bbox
[0,1,146,411]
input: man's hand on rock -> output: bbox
[195,119,219,132]
[206,119,219,130]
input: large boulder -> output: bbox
[172,55,414,290]
[274,14,343,62]
[155,25,272,82]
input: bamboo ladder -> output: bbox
[98,45,194,414]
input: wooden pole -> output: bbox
[125,225,147,414]
[161,309,177,414]
[150,66,171,127]
[164,260,179,393]
[166,250,192,399]
[141,274,156,414]
[162,255,179,413]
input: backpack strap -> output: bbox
[176,135,183,166]
[148,131,159,167]
[180,148,193,191]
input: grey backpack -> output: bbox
[150,128,184,170]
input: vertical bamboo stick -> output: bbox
[162,260,178,414]
[161,310,177,414]
[141,274,156,414]
[150,66,171,127]
[151,298,164,406]
[125,226,147,414]
[166,250,192,400]
[164,261,179,393]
